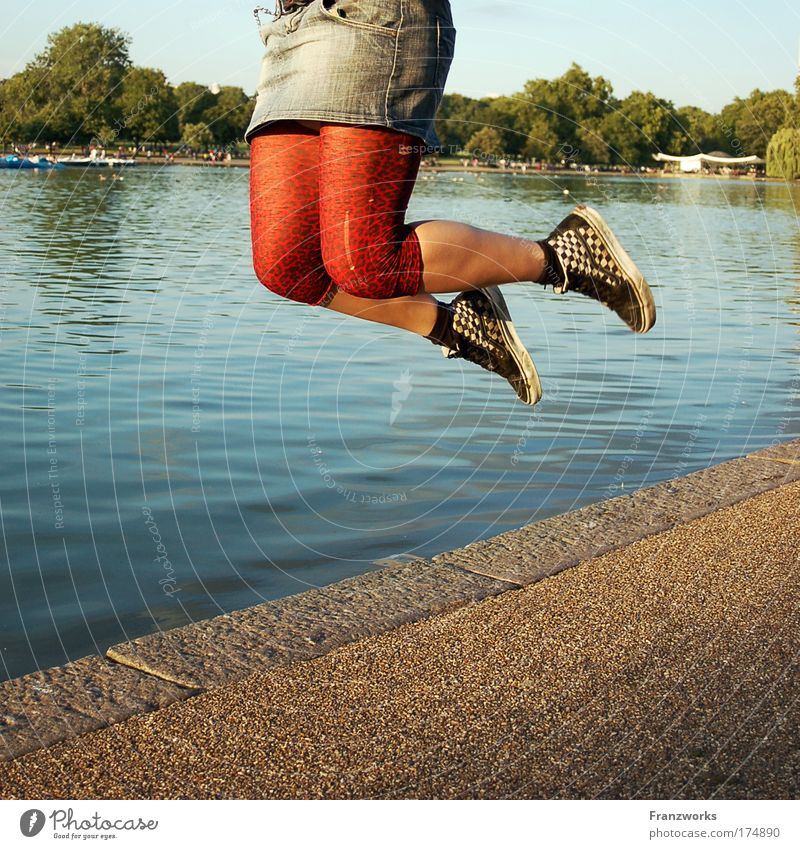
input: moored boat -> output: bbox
[0,155,64,170]
[57,156,136,168]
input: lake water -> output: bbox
[0,165,798,681]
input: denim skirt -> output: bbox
[246,0,456,148]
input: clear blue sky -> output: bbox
[1,0,798,110]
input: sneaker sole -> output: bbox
[481,287,543,406]
[573,205,657,334]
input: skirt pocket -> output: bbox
[319,0,401,36]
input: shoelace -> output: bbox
[446,344,497,373]
[445,333,509,375]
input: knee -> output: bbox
[252,240,321,304]
[252,246,293,299]
[323,243,399,300]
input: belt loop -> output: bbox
[253,6,277,27]
[254,0,311,33]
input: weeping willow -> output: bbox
[767,128,800,180]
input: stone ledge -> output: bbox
[105,561,512,689]
[0,656,194,763]
[432,439,800,584]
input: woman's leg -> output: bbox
[250,122,444,336]
[315,124,549,335]
[277,122,650,347]
[313,123,542,403]
[323,288,439,336]
[314,124,440,335]
[250,121,334,306]
[260,121,544,324]
[324,223,549,334]
[413,222,548,294]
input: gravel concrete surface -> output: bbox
[1,482,798,799]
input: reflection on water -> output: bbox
[0,167,798,680]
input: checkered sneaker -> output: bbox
[546,205,656,333]
[444,288,542,406]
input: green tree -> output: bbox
[435,93,482,152]
[18,22,131,143]
[791,74,800,126]
[764,75,799,179]
[522,115,560,161]
[174,81,216,130]
[551,63,613,125]
[181,121,214,150]
[465,126,505,160]
[719,89,793,158]
[201,86,252,144]
[596,91,676,166]
[669,105,724,154]
[477,96,527,155]
[596,109,641,165]
[766,128,800,179]
[576,118,613,165]
[518,78,567,153]
[623,92,675,150]
[0,72,40,142]
[113,67,179,145]
[519,64,615,159]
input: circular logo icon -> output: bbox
[19,810,46,837]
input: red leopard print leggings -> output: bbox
[250,122,425,306]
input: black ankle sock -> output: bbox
[535,240,565,288]
[425,301,459,349]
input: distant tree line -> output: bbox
[1,23,799,172]
[435,64,800,168]
[0,23,251,150]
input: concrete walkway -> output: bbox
[1,479,798,799]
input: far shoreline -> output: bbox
[102,157,789,183]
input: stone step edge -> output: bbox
[1,561,514,761]
[430,442,800,585]
[99,441,798,688]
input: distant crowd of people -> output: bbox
[4,141,247,164]
[182,148,234,162]
[417,154,661,174]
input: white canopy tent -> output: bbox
[653,152,764,173]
